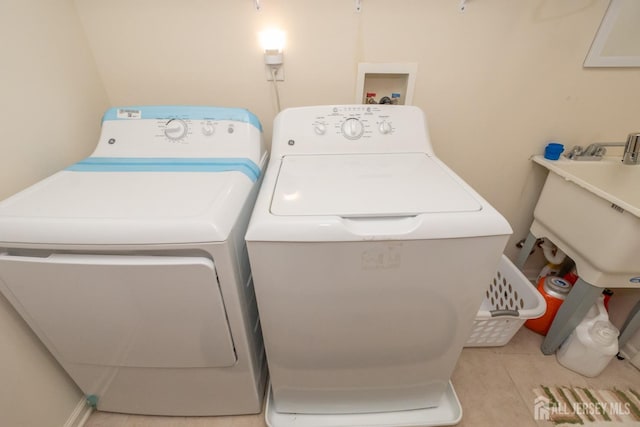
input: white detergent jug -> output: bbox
[556,296,619,377]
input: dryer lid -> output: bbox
[0,169,256,245]
[270,153,482,217]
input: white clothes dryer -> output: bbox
[246,105,512,427]
[0,106,268,416]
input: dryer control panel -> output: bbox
[156,118,239,143]
[272,105,435,158]
[90,106,265,163]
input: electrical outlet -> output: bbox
[265,66,285,81]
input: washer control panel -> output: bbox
[310,105,396,141]
[272,105,433,157]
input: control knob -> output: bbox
[379,121,392,134]
[202,120,215,136]
[313,123,327,135]
[341,118,364,140]
[164,119,188,140]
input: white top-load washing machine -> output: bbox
[0,106,268,416]
[246,105,512,427]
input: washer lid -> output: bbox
[270,153,482,217]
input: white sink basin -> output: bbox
[531,155,640,288]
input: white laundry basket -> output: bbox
[465,255,546,347]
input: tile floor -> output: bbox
[85,327,640,427]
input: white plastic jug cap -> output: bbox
[589,320,619,346]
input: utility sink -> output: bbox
[531,155,640,288]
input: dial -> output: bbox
[313,123,327,135]
[202,120,215,136]
[379,121,392,134]
[164,119,188,140]
[341,118,364,140]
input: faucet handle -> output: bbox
[566,145,584,159]
[573,145,584,155]
[584,143,601,156]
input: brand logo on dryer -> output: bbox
[117,108,141,119]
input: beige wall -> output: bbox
[75,0,640,258]
[0,0,638,423]
[1,1,109,200]
[0,1,109,426]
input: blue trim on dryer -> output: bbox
[66,157,262,182]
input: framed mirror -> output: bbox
[584,0,640,67]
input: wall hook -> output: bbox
[355,0,362,12]
[459,0,468,12]
[255,0,261,11]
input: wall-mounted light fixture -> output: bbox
[259,29,285,112]
[260,29,285,66]
[259,29,285,81]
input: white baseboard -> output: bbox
[63,397,93,427]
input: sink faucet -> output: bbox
[623,132,640,165]
[566,142,624,160]
[565,132,640,165]
[584,142,625,157]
